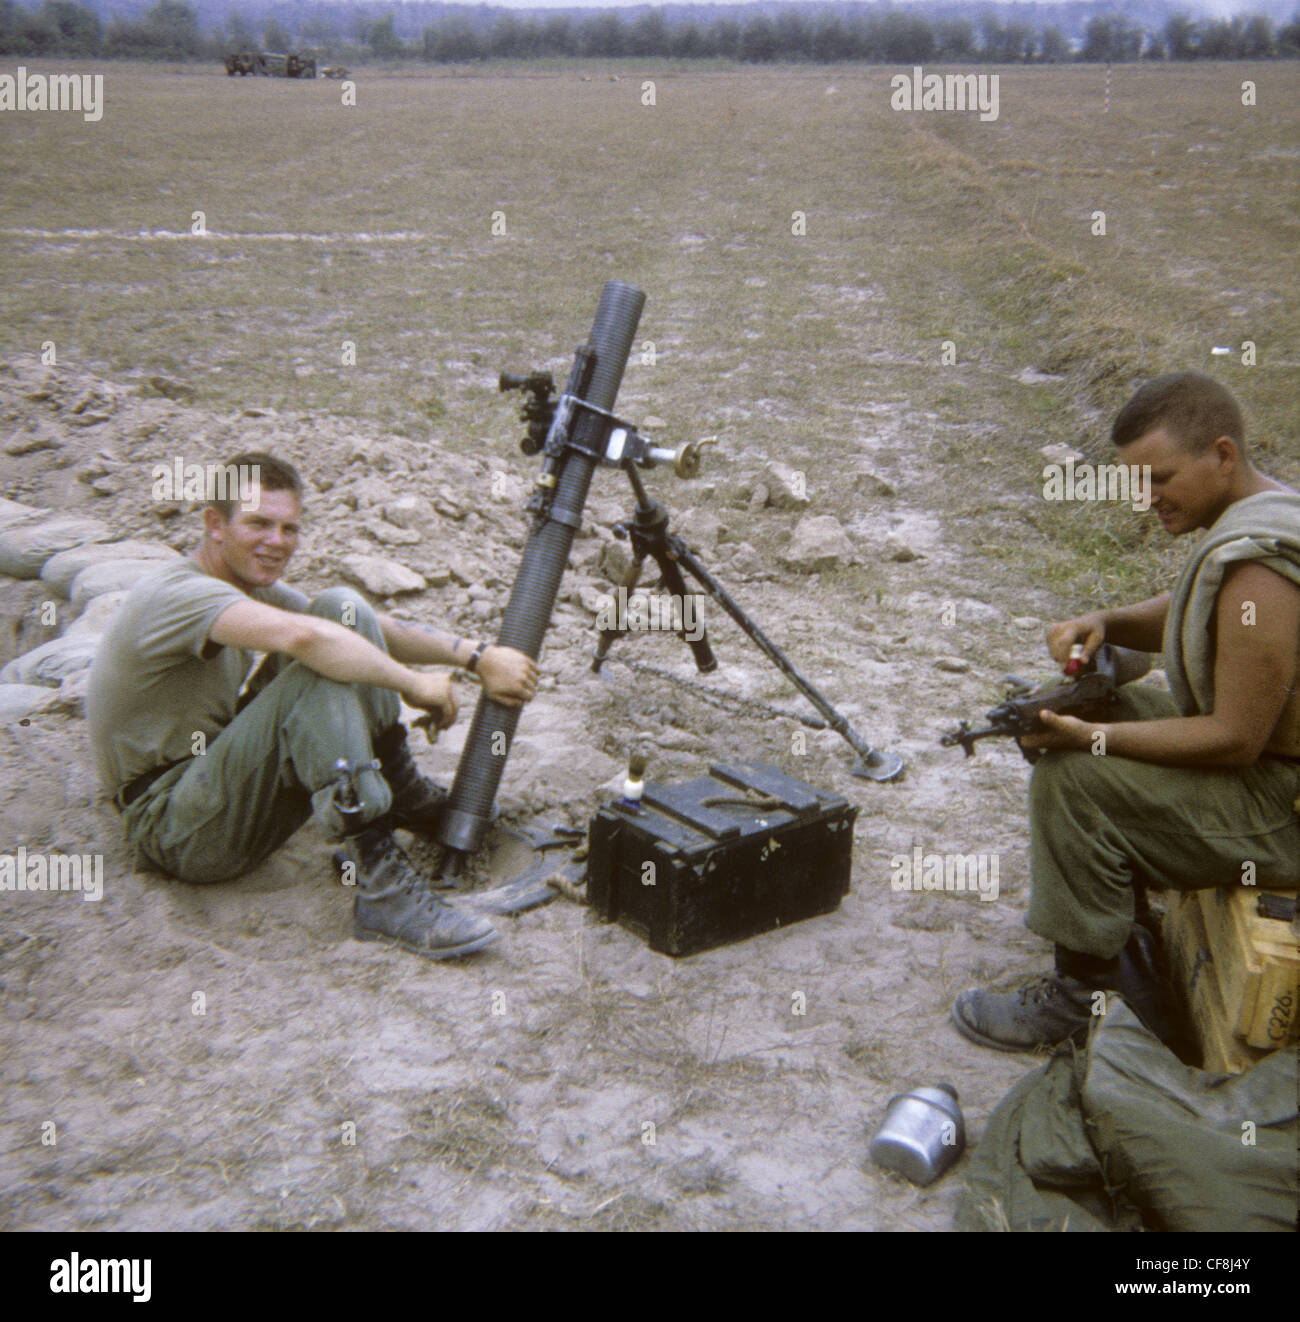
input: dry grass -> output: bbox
[5,64,1294,475]
[4,66,1294,626]
[410,1084,520,1176]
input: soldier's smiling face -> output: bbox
[205,489,301,590]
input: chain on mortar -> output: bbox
[608,656,830,733]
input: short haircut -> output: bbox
[206,452,303,521]
[1111,372,1246,457]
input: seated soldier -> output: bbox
[86,452,538,960]
[953,372,1300,1051]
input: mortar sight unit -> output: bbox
[437,280,903,881]
[497,370,706,475]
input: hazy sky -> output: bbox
[464,0,1259,11]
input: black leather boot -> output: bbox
[345,819,497,959]
[372,722,449,836]
[951,973,1098,1053]
[951,946,1120,1053]
[953,931,1197,1058]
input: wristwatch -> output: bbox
[466,641,488,674]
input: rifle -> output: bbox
[940,644,1152,762]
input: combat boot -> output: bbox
[951,946,1118,1052]
[345,820,498,959]
[372,722,449,836]
[1113,922,1198,1063]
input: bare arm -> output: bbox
[377,614,538,707]
[1025,564,1299,767]
[210,600,457,727]
[1045,593,1170,668]
[1097,593,1171,653]
[377,616,466,668]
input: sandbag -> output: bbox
[41,540,178,598]
[69,559,166,614]
[65,589,128,638]
[0,578,55,667]
[0,516,111,578]
[0,683,54,722]
[0,498,48,531]
[0,634,101,687]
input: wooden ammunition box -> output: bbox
[1163,886,1300,1074]
[1195,888,1299,1048]
[586,761,858,957]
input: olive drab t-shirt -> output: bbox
[86,559,307,797]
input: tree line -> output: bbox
[2,0,1298,64]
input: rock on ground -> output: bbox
[341,555,428,596]
[780,514,860,574]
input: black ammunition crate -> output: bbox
[585,761,858,957]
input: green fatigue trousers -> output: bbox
[1026,685,1300,959]
[120,588,401,883]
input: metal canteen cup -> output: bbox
[868,1083,966,1186]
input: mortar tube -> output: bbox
[438,280,646,876]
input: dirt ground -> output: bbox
[0,348,1074,1232]
[1,61,1296,1233]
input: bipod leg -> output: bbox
[670,539,904,782]
[643,542,718,674]
[619,461,718,673]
